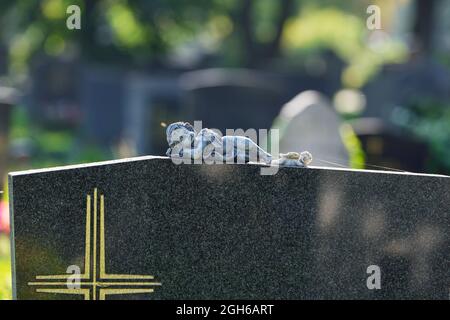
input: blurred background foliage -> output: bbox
[0,234,11,300]
[1,0,407,76]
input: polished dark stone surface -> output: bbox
[9,156,450,299]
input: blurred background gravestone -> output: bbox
[272,90,349,168]
[358,58,450,172]
[362,58,450,120]
[29,58,82,128]
[0,46,7,76]
[351,118,429,172]
[80,66,126,147]
[122,72,183,156]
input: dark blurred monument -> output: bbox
[180,68,288,135]
[360,56,450,174]
[80,66,126,146]
[0,46,8,76]
[29,58,82,129]
[122,73,183,156]
[351,118,429,172]
[29,58,186,156]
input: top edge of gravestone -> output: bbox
[7,155,450,179]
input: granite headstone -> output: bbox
[9,156,450,299]
[351,118,429,172]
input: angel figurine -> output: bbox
[165,122,273,164]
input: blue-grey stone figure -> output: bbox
[165,122,273,164]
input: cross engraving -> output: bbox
[28,188,161,300]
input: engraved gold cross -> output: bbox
[28,188,161,300]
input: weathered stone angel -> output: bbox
[165,122,273,164]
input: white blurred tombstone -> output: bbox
[274,90,349,167]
